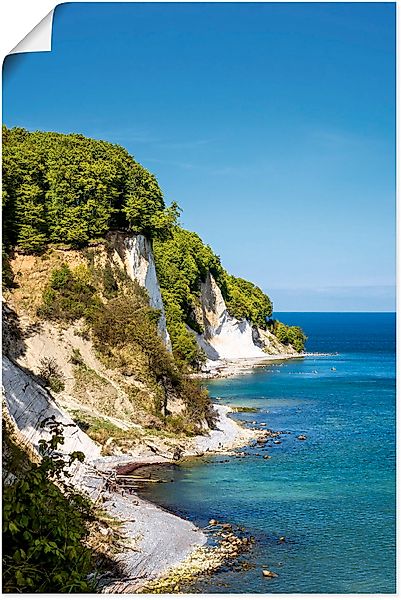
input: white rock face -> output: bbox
[197,272,266,360]
[123,235,172,351]
[2,356,101,483]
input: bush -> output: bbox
[37,357,65,392]
[3,417,95,593]
[225,275,273,328]
[38,264,101,323]
[38,260,216,432]
[101,264,118,298]
[2,247,15,289]
[90,293,215,432]
[267,319,307,353]
[69,348,85,367]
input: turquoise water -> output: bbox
[141,313,396,593]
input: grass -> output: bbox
[70,411,139,446]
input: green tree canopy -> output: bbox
[2,126,178,252]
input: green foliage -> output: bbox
[91,293,178,384]
[225,275,273,328]
[153,227,273,363]
[38,264,101,322]
[177,377,217,430]
[267,319,307,353]
[153,228,225,365]
[69,348,85,366]
[90,292,216,432]
[3,417,95,593]
[123,164,181,240]
[2,247,15,289]
[37,259,216,432]
[37,357,66,392]
[2,126,178,253]
[101,263,119,298]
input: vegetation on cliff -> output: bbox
[2,126,179,254]
[3,126,306,364]
[38,258,216,433]
[153,227,278,362]
[3,418,95,593]
[267,320,307,353]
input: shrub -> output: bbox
[38,264,101,323]
[3,417,95,593]
[101,264,118,298]
[69,348,85,367]
[267,319,307,353]
[2,247,15,289]
[38,261,216,431]
[37,357,65,392]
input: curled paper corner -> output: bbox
[9,9,55,55]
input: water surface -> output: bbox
[141,313,396,593]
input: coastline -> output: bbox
[196,353,306,380]
[87,404,261,592]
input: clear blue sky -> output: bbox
[3,2,395,311]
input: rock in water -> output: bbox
[262,570,278,578]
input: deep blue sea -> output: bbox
[141,313,396,593]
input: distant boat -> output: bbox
[331,367,336,371]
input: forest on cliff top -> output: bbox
[2,126,305,360]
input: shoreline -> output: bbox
[86,404,262,592]
[196,353,306,379]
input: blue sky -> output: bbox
[3,2,395,311]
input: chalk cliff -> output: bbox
[194,272,266,360]
[189,272,298,361]
[2,355,101,485]
[108,232,172,351]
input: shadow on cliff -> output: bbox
[2,302,29,360]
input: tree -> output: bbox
[2,127,179,251]
[123,164,179,240]
[14,182,47,253]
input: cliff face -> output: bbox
[108,234,293,361]
[2,236,186,457]
[189,272,299,361]
[2,356,101,485]
[195,273,266,360]
[108,232,172,351]
[2,231,299,463]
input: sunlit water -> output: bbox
[140,313,396,593]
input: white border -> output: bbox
[0,2,398,599]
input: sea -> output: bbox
[140,312,396,593]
